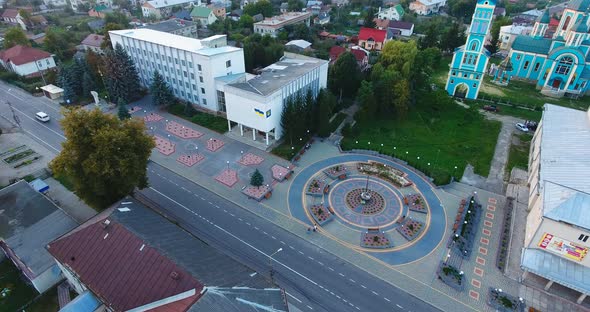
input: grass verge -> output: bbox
[168,103,228,133]
[0,260,37,312]
[506,133,531,174]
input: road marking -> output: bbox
[223,209,227,213]
[308,256,314,260]
[200,197,205,200]
[230,213,235,217]
[238,218,243,221]
[343,299,348,303]
[6,89,60,112]
[338,273,345,277]
[214,205,220,208]
[396,304,403,309]
[298,251,304,255]
[289,246,295,250]
[360,285,367,289]
[280,241,286,245]
[286,292,302,303]
[328,267,334,271]
[307,305,313,310]
[336,295,341,299]
[318,285,324,289]
[246,222,251,226]
[22,129,61,153]
[372,291,379,296]
[249,272,257,277]
[355,307,360,310]
[317,261,324,265]
[9,105,66,139]
[181,187,187,190]
[384,298,391,302]
[271,236,276,240]
[349,279,355,283]
[262,231,268,235]
[208,201,213,205]
[254,227,259,230]
[329,291,335,295]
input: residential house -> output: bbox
[208,3,226,19]
[47,197,290,312]
[387,20,414,37]
[252,13,264,22]
[331,0,348,6]
[142,0,200,19]
[0,180,78,293]
[285,39,312,52]
[28,32,46,44]
[382,0,399,6]
[373,18,390,30]
[307,0,323,15]
[520,104,590,306]
[87,19,105,31]
[1,9,27,30]
[280,2,288,13]
[0,45,56,77]
[315,11,330,24]
[498,24,533,50]
[376,4,404,21]
[493,6,506,17]
[253,12,312,37]
[358,27,387,51]
[409,0,446,15]
[88,5,113,18]
[329,45,369,70]
[42,0,68,6]
[329,45,346,64]
[228,9,243,21]
[80,34,105,53]
[240,0,258,9]
[173,9,193,20]
[143,18,198,38]
[191,6,217,26]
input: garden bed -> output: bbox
[357,162,412,187]
[3,149,35,164]
[487,288,525,312]
[497,199,514,272]
[453,196,482,259]
[309,204,332,225]
[361,231,392,249]
[242,185,272,201]
[405,193,427,213]
[437,262,465,291]
[305,179,327,197]
[324,165,347,180]
[271,164,292,181]
[0,145,26,158]
[396,218,425,241]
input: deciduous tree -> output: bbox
[329,52,361,98]
[317,91,332,138]
[50,108,155,209]
[3,27,30,49]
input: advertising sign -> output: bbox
[538,233,589,262]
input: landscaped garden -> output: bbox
[309,204,332,225]
[361,231,392,249]
[168,103,229,133]
[453,197,482,258]
[324,165,347,179]
[1,146,41,169]
[357,162,412,187]
[345,189,385,214]
[397,218,425,241]
[497,199,514,272]
[405,194,427,213]
[488,288,525,312]
[306,179,327,197]
[437,262,464,291]
[342,91,501,185]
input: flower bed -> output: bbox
[271,164,292,181]
[345,189,385,214]
[242,185,271,201]
[361,231,392,249]
[437,263,464,291]
[215,169,238,187]
[488,288,525,312]
[324,165,347,180]
[306,179,327,197]
[166,121,203,139]
[405,193,427,213]
[0,145,26,158]
[310,204,332,225]
[453,196,482,258]
[357,162,412,187]
[3,149,35,164]
[396,219,425,241]
[144,113,163,122]
[153,136,175,155]
[497,199,513,272]
[238,153,264,166]
[14,156,41,169]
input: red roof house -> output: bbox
[350,48,369,69]
[80,34,105,53]
[329,45,346,64]
[0,45,56,77]
[358,27,387,51]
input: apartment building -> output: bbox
[109,29,244,112]
[253,12,312,37]
[143,18,198,38]
[142,0,200,19]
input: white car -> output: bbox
[515,123,529,132]
[35,112,50,122]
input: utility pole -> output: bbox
[6,101,21,128]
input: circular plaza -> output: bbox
[288,154,447,265]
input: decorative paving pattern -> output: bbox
[471,279,481,288]
[361,230,392,249]
[485,212,494,219]
[482,228,491,236]
[469,290,480,300]
[153,136,175,155]
[478,247,488,256]
[144,113,164,122]
[329,178,402,228]
[345,189,385,215]
[480,237,489,245]
[397,218,425,241]
[487,205,496,211]
[271,164,291,181]
[177,154,204,167]
[476,256,486,265]
[242,185,271,201]
[474,267,484,277]
[309,204,333,225]
[206,138,225,152]
[488,198,497,204]
[238,153,264,166]
[128,106,142,114]
[215,169,238,187]
[166,121,203,139]
[483,220,493,227]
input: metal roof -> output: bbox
[522,248,590,294]
[543,182,590,230]
[511,36,552,55]
[188,287,288,312]
[60,291,101,312]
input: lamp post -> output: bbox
[268,248,283,285]
[226,160,230,171]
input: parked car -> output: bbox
[35,112,50,122]
[515,123,529,132]
[483,105,500,112]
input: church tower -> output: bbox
[445,0,496,99]
[531,10,550,38]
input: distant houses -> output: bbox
[0,45,57,77]
[358,27,387,51]
[409,0,446,15]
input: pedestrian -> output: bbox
[313,225,317,232]
[307,227,311,232]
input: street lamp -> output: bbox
[226,160,230,171]
[269,247,283,285]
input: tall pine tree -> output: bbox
[118,98,131,120]
[150,70,175,107]
[280,97,296,145]
[105,43,142,103]
[317,92,332,138]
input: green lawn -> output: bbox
[168,103,229,133]
[26,286,59,312]
[271,136,311,160]
[341,91,502,185]
[506,133,531,174]
[0,260,37,312]
[469,100,542,121]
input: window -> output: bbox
[177,69,181,75]
[201,87,205,94]
[157,64,161,70]
[516,54,521,60]
[175,58,179,64]
[524,61,529,70]
[143,50,147,55]
[181,91,185,97]
[155,53,159,59]
[181,60,186,66]
[173,78,177,84]
[470,41,477,51]
[217,90,226,112]
[452,71,456,76]
[579,234,589,242]
[189,62,193,68]
[555,56,573,75]
[203,99,207,105]
[183,71,188,77]
[191,73,195,79]
[192,84,197,90]
[197,64,202,71]
[199,76,204,83]
[185,82,189,88]
[534,63,540,71]
[168,56,172,62]
[226,60,231,68]
[562,16,571,30]
[472,83,477,88]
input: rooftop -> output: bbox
[143,18,196,33]
[228,54,327,96]
[388,20,413,30]
[1,8,19,18]
[0,45,52,65]
[188,287,288,312]
[81,34,104,47]
[511,35,552,55]
[358,27,387,42]
[567,0,590,11]
[109,29,240,56]
[254,12,311,27]
[522,248,590,294]
[146,0,195,9]
[286,39,312,49]
[191,6,213,18]
[0,180,78,278]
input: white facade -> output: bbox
[223,53,328,144]
[109,29,245,112]
[142,0,199,18]
[376,6,402,21]
[253,12,312,38]
[499,24,533,50]
[409,0,446,15]
[0,56,56,77]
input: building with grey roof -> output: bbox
[0,180,78,293]
[222,52,328,145]
[143,18,198,38]
[522,104,590,305]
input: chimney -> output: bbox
[102,219,111,228]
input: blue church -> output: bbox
[446,0,496,99]
[508,0,590,98]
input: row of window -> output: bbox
[516,55,573,76]
[462,54,479,66]
[450,71,481,80]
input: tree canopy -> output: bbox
[3,27,30,49]
[243,34,284,72]
[104,43,142,103]
[329,52,362,98]
[243,0,273,17]
[150,70,175,107]
[250,169,264,187]
[50,108,155,209]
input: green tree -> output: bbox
[329,52,362,98]
[280,96,296,144]
[364,7,376,28]
[419,23,439,49]
[239,14,254,29]
[3,27,30,49]
[82,71,97,98]
[150,70,175,107]
[292,23,312,41]
[317,91,332,137]
[117,98,131,120]
[102,23,124,50]
[243,0,273,17]
[288,0,303,11]
[357,81,377,120]
[488,16,511,55]
[104,12,130,27]
[441,21,465,53]
[104,43,142,103]
[184,101,196,116]
[49,108,155,209]
[44,27,71,60]
[250,168,264,187]
[18,9,32,26]
[448,0,476,22]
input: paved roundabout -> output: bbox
[288,154,447,265]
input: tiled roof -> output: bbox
[350,49,367,62]
[358,27,386,42]
[511,36,552,55]
[81,34,104,47]
[0,45,52,66]
[388,20,413,30]
[47,216,203,312]
[329,45,346,60]
[373,18,390,29]
[1,9,19,18]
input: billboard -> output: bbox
[538,233,589,262]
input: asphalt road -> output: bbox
[0,82,441,312]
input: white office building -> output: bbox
[223,53,328,145]
[109,29,245,112]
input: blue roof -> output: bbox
[567,0,590,11]
[522,248,590,294]
[538,10,550,23]
[60,291,100,312]
[545,191,590,230]
[29,178,49,193]
[573,15,589,33]
[173,9,192,20]
[511,36,552,55]
[583,68,590,79]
